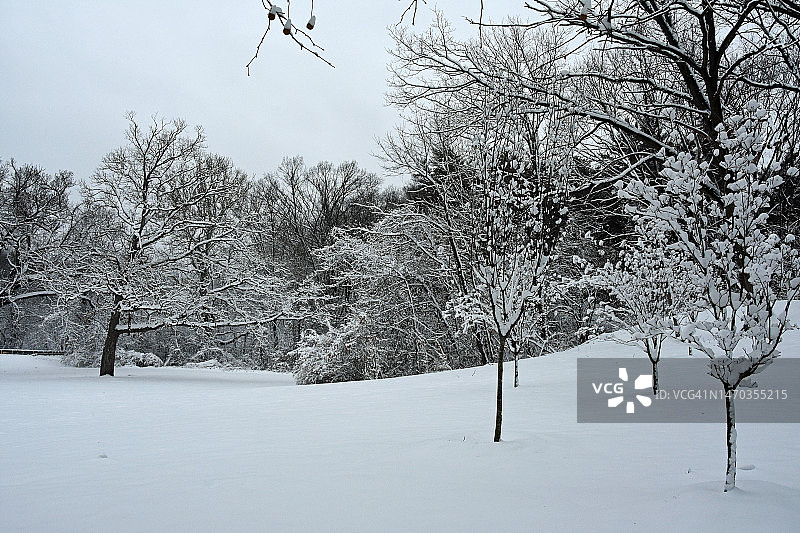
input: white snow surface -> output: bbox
[2,323,800,532]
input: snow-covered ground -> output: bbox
[2,328,799,532]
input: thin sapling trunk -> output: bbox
[724,388,737,492]
[494,335,506,442]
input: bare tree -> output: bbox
[524,0,800,182]
[0,161,74,310]
[387,21,579,440]
[257,156,381,276]
[83,114,293,376]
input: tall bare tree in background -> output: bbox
[0,161,75,346]
[255,156,381,276]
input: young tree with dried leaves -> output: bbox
[621,101,800,491]
[584,222,701,393]
[387,22,579,441]
[452,94,573,442]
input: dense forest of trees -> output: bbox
[4,0,800,490]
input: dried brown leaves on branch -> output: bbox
[247,1,437,72]
[247,0,334,73]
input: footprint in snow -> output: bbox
[739,464,755,470]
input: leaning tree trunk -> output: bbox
[494,336,507,442]
[514,348,519,388]
[724,388,737,492]
[99,295,123,376]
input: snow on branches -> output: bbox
[469,151,568,338]
[0,161,73,311]
[447,92,573,441]
[620,100,800,491]
[584,222,701,393]
[84,115,299,376]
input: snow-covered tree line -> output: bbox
[5,0,800,490]
[0,160,74,346]
[0,114,389,376]
[371,1,800,489]
[247,3,800,462]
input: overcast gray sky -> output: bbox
[1,1,526,187]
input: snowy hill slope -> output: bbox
[1,326,799,532]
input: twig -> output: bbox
[247,0,335,74]
[246,23,272,76]
[479,0,484,44]
[400,0,427,25]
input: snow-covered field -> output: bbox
[2,330,799,532]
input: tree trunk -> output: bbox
[514,348,519,388]
[651,359,659,395]
[645,338,660,394]
[724,389,737,492]
[476,330,490,366]
[99,295,123,376]
[494,336,506,442]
